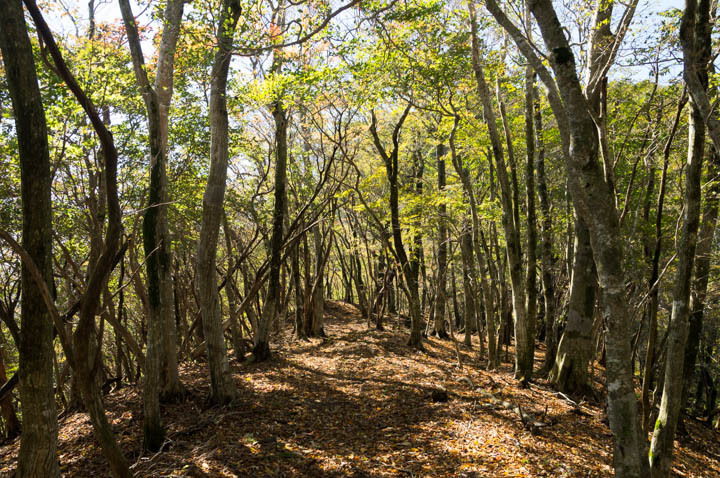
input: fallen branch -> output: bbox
[475,387,548,434]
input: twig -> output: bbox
[130,438,173,469]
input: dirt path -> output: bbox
[1,301,718,477]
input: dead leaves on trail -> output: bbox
[0,300,718,477]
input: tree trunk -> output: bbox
[223,213,246,360]
[534,84,556,376]
[650,1,709,469]
[369,107,422,349]
[352,242,368,318]
[311,224,327,337]
[155,0,186,401]
[550,216,596,395]
[292,232,307,340]
[119,0,186,449]
[459,217,477,348]
[434,144,449,339]
[252,27,290,359]
[641,94,684,433]
[682,148,719,410]
[410,152,425,337]
[0,329,21,440]
[474,225,497,367]
[469,3,528,380]
[195,0,240,404]
[484,0,650,474]
[119,0,185,407]
[0,3,59,474]
[523,62,538,379]
[25,0,130,471]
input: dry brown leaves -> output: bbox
[0,300,718,477]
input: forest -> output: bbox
[0,0,719,476]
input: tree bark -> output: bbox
[641,93,685,433]
[650,1,710,470]
[434,144,449,339]
[369,106,423,349]
[469,3,528,380]
[252,16,290,359]
[25,0,129,470]
[484,0,650,474]
[681,148,719,410]
[0,330,21,440]
[252,98,287,360]
[154,0,186,401]
[195,0,240,404]
[223,213,246,360]
[119,0,186,405]
[0,4,58,473]
[459,217,477,348]
[534,84,557,376]
[550,215,596,395]
[523,61,538,379]
[311,223,328,337]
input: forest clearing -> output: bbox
[1,302,718,477]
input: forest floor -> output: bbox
[1,301,719,477]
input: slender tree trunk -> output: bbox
[119,0,185,406]
[410,152,425,335]
[434,144,449,339]
[303,226,314,337]
[641,94,685,433]
[524,63,538,378]
[469,3,528,380]
[195,0,240,403]
[450,259,462,331]
[292,231,307,339]
[0,3,59,474]
[0,327,21,440]
[0,352,20,440]
[353,243,368,318]
[681,30,719,414]
[460,217,477,348]
[223,213,245,360]
[253,102,287,358]
[535,84,556,376]
[119,0,187,449]
[252,24,289,358]
[484,0,650,474]
[650,1,710,469]
[153,0,185,402]
[119,0,163,449]
[311,224,327,337]
[25,0,130,471]
[369,107,422,349]
[681,148,719,410]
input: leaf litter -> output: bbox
[0,300,718,477]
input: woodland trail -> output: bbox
[1,301,718,477]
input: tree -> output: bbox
[195,0,241,404]
[119,0,187,450]
[484,0,649,474]
[650,0,711,474]
[434,143,449,339]
[369,105,424,349]
[0,1,59,475]
[251,23,290,361]
[468,2,528,381]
